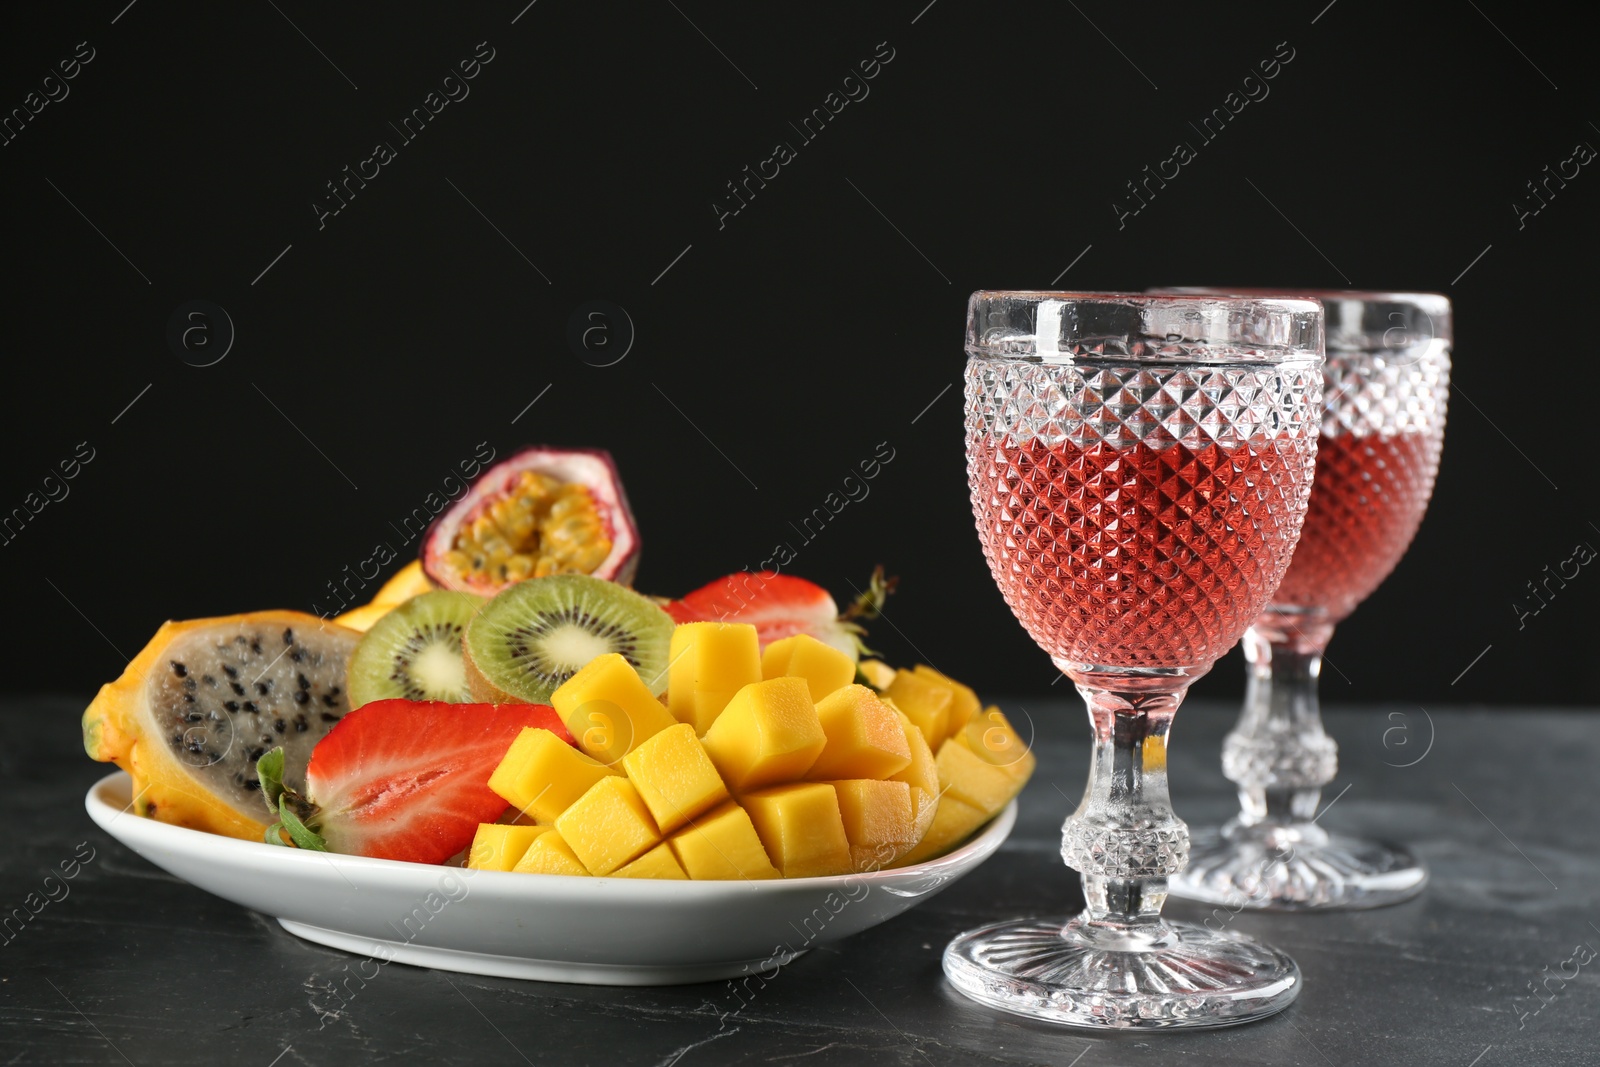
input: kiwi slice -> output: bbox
[346,590,485,707]
[463,574,673,704]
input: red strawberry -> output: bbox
[663,568,897,658]
[263,701,572,864]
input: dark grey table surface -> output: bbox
[2,694,1595,1067]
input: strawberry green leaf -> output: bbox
[277,796,329,852]
[840,565,898,623]
[257,747,287,814]
[263,822,286,846]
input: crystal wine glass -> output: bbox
[946,292,1324,1029]
[1157,290,1450,911]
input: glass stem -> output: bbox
[1061,680,1189,933]
[1222,621,1339,844]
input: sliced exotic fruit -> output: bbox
[345,590,485,708]
[261,699,573,864]
[422,447,639,596]
[333,561,434,633]
[462,573,674,704]
[664,567,897,660]
[82,611,361,840]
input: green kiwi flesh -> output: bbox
[346,590,485,707]
[463,574,673,704]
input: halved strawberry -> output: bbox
[663,568,896,660]
[260,701,572,864]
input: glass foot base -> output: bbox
[1171,824,1428,911]
[942,917,1300,1030]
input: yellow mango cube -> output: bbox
[857,659,897,691]
[761,634,856,703]
[912,664,981,738]
[553,776,660,876]
[888,709,939,796]
[621,722,731,833]
[488,726,621,822]
[831,779,917,871]
[909,785,938,848]
[886,709,939,848]
[936,738,1024,817]
[667,622,762,734]
[741,783,854,878]
[955,707,1037,783]
[894,795,989,867]
[883,670,953,750]
[467,823,547,872]
[668,801,780,880]
[700,677,825,792]
[552,653,678,766]
[806,684,911,781]
[511,829,590,876]
[611,842,688,880]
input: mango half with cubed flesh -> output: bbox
[468,638,1034,878]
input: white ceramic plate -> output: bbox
[86,771,1015,985]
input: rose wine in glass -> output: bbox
[1161,290,1450,911]
[945,292,1324,1029]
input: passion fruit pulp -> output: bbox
[422,446,640,596]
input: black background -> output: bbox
[2,1,1595,708]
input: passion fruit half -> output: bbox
[422,446,640,595]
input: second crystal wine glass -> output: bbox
[946,292,1324,1029]
[1161,290,1451,910]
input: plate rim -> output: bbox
[84,770,1017,894]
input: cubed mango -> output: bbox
[856,659,897,691]
[761,634,856,703]
[830,778,917,871]
[888,709,939,797]
[667,622,762,734]
[467,823,547,872]
[512,828,591,876]
[894,795,989,867]
[883,670,953,749]
[806,684,911,781]
[909,785,938,848]
[887,710,939,848]
[553,776,660,876]
[912,664,981,737]
[621,722,730,833]
[936,738,1024,816]
[955,707,1036,782]
[700,677,825,792]
[741,783,854,878]
[611,842,688,880]
[488,726,621,822]
[668,801,780,880]
[552,653,678,765]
